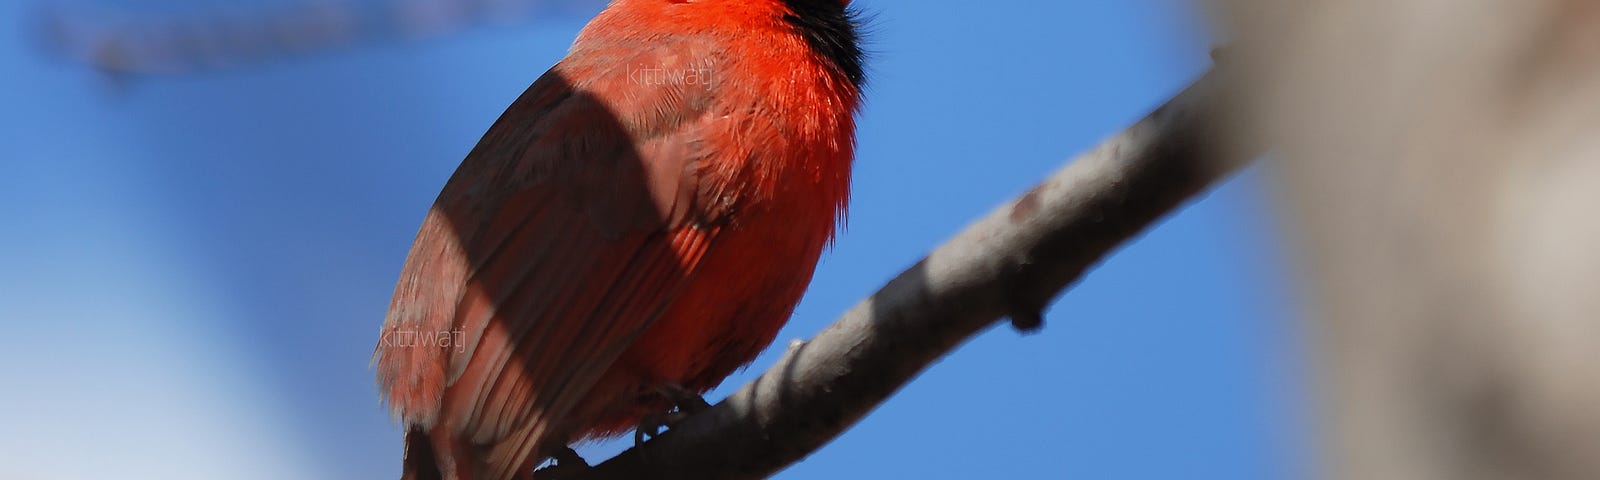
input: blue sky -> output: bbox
[0,0,1305,478]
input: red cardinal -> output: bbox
[373,0,863,478]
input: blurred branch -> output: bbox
[554,67,1254,480]
[33,0,603,82]
[1209,0,1600,478]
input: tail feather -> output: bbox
[403,425,554,480]
[402,428,443,480]
[484,419,553,480]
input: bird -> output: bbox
[371,0,864,478]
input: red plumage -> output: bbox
[372,1,862,478]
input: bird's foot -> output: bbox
[530,446,589,480]
[632,383,709,447]
[633,410,691,447]
[654,383,710,414]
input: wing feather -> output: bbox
[375,36,730,480]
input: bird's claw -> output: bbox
[633,410,690,447]
[654,383,710,414]
[631,383,708,447]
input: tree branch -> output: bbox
[33,0,601,81]
[564,67,1255,480]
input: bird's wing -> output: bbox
[374,39,728,479]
